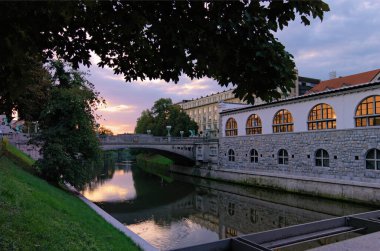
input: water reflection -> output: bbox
[82,167,136,202]
[81,153,378,250]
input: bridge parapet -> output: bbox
[100,134,207,145]
[100,134,218,164]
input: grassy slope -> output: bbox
[0,156,140,251]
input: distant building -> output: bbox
[177,74,319,134]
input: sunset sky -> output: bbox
[83,0,380,134]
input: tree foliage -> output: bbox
[98,126,114,136]
[135,98,198,137]
[0,1,329,105]
[0,57,51,120]
[36,60,103,189]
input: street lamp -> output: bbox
[166,125,172,140]
[147,129,151,135]
[180,130,184,139]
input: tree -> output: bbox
[0,1,329,106]
[134,110,155,135]
[135,98,198,137]
[0,57,51,120]
[98,126,114,136]
[36,60,104,189]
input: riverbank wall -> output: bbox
[170,165,380,206]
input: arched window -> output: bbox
[366,149,380,170]
[278,149,289,165]
[225,118,238,136]
[246,114,262,135]
[315,149,329,167]
[250,149,259,163]
[355,96,380,127]
[308,103,336,130]
[228,149,235,162]
[273,109,293,133]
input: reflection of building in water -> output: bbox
[192,188,331,239]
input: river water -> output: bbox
[81,158,377,250]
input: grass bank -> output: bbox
[0,155,140,250]
[136,153,174,182]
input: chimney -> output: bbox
[329,71,337,80]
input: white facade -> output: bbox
[220,83,380,136]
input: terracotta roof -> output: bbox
[307,69,380,94]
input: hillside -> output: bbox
[0,155,140,250]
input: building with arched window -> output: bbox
[355,95,380,127]
[246,114,262,135]
[273,109,293,133]
[225,118,238,136]
[218,76,380,187]
[308,103,336,130]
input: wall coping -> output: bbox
[216,168,380,189]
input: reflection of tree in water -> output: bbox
[82,151,118,191]
[99,165,195,222]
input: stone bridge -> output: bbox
[100,134,218,165]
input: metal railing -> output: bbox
[100,135,210,145]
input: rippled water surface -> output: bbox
[81,156,377,250]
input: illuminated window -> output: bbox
[273,109,293,133]
[308,103,336,130]
[366,149,380,170]
[250,149,259,163]
[355,96,380,127]
[228,149,235,162]
[278,149,288,165]
[246,114,262,135]
[315,149,329,167]
[225,118,238,136]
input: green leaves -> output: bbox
[135,98,198,137]
[37,60,102,189]
[0,1,329,107]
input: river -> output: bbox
[81,157,377,250]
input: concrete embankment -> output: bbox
[171,166,380,206]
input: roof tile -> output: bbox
[307,69,380,94]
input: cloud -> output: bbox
[98,104,135,113]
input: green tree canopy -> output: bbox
[135,98,198,137]
[36,60,103,189]
[0,1,329,109]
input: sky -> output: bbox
[84,0,380,134]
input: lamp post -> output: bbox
[180,130,184,139]
[147,129,151,135]
[95,123,100,138]
[166,125,172,142]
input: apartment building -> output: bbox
[177,75,319,134]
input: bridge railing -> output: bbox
[99,134,210,145]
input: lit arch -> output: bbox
[246,114,262,135]
[273,109,293,133]
[355,95,380,127]
[225,118,238,136]
[308,103,336,130]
